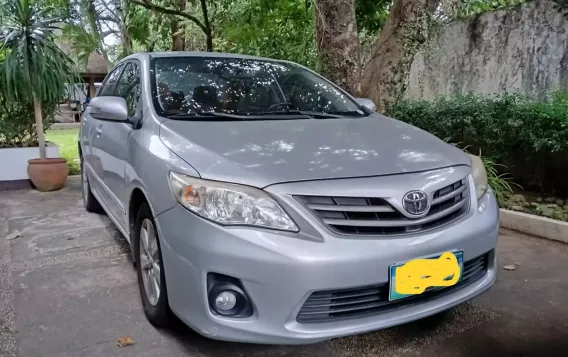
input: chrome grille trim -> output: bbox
[307,204,395,213]
[296,177,470,235]
[431,184,467,205]
[322,198,468,227]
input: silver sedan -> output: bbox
[79,51,499,344]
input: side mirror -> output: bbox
[88,96,128,121]
[357,98,376,112]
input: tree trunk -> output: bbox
[120,0,134,58]
[315,0,361,94]
[360,0,441,113]
[171,0,186,51]
[87,0,112,70]
[199,0,213,51]
[32,94,46,159]
[205,28,213,52]
[171,20,185,50]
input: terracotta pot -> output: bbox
[27,158,69,192]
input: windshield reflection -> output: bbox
[151,57,364,118]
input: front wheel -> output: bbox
[134,203,172,327]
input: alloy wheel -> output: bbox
[139,218,161,306]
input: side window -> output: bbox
[114,62,141,117]
[98,64,124,97]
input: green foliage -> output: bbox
[389,92,568,195]
[0,0,79,104]
[0,94,56,148]
[212,0,317,68]
[454,0,528,19]
[62,24,100,67]
[481,157,519,205]
[356,0,391,35]
[128,4,170,52]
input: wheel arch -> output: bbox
[128,187,150,263]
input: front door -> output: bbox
[82,63,124,208]
[93,61,142,230]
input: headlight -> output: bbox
[168,172,298,231]
[469,154,488,200]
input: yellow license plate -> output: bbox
[389,251,463,301]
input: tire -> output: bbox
[133,202,171,327]
[81,160,102,213]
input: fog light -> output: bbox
[215,291,237,311]
[207,279,252,317]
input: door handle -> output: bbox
[95,125,102,137]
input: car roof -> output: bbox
[120,51,292,65]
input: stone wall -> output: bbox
[406,0,568,100]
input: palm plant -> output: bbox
[0,0,78,159]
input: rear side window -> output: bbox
[98,64,124,97]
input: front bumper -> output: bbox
[155,189,499,344]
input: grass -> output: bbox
[46,128,80,175]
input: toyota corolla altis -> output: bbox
[79,52,499,344]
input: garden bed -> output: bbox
[501,192,568,222]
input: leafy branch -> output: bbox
[131,0,213,51]
[131,0,206,32]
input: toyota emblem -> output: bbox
[402,190,429,215]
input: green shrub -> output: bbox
[482,157,520,205]
[388,92,568,196]
[0,94,55,148]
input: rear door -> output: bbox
[81,63,124,200]
[93,61,142,229]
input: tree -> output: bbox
[0,0,78,159]
[314,0,361,94]
[60,0,113,68]
[170,0,186,50]
[213,0,317,67]
[132,0,213,51]
[127,4,169,52]
[360,0,454,112]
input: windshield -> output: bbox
[150,56,365,118]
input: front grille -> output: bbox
[296,252,489,323]
[297,178,470,235]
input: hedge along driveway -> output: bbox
[46,128,80,175]
[389,92,568,196]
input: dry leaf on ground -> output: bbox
[117,336,135,347]
[503,264,518,271]
[6,231,20,240]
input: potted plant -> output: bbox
[0,93,59,189]
[0,0,78,191]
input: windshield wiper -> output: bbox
[255,110,342,119]
[166,111,312,121]
[166,112,247,120]
[328,110,368,117]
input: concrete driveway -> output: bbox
[1,178,567,357]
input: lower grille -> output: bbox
[296,252,490,323]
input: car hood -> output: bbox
[159,114,470,188]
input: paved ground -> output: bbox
[1,178,567,357]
